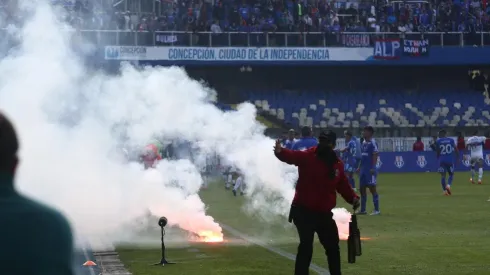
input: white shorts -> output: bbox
[470,155,484,165]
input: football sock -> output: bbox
[373,193,379,212]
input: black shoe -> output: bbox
[232,190,237,196]
[240,192,244,196]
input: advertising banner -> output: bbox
[104,45,490,66]
[341,34,371,47]
[402,39,430,56]
[104,46,372,62]
[375,151,490,173]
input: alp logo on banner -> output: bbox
[373,39,401,59]
[376,156,383,169]
[462,154,471,167]
[341,34,370,47]
[485,154,490,166]
[394,156,405,168]
[417,155,427,168]
[403,39,429,56]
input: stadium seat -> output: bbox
[242,90,490,128]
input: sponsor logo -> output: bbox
[394,156,405,168]
[462,154,471,167]
[416,155,427,168]
[105,46,147,60]
[105,46,119,59]
[485,154,490,166]
[376,156,382,169]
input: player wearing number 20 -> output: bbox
[436,130,459,195]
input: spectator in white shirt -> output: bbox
[211,21,222,33]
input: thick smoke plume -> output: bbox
[0,1,300,248]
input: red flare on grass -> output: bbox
[196,230,224,243]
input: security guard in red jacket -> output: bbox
[274,130,360,275]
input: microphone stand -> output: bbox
[153,226,175,266]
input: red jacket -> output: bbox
[413,141,424,152]
[457,137,466,151]
[275,147,358,213]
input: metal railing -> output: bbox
[70,30,490,47]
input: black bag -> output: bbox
[347,213,362,263]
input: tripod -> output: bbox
[153,226,175,266]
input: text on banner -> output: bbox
[373,39,401,60]
[403,39,430,56]
[341,34,371,47]
[166,48,330,61]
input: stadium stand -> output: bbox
[21,0,488,34]
[244,89,490,129]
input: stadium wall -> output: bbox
[372,151,490,173]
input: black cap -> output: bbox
[319,130,337,145]
[301,126,312,137]
[0,112,19,168]
[363,126,374,133]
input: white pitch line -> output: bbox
[219,223,330,275]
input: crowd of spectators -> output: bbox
[112,0,490,33]
[2,0,490,46]
[1,0,486,33]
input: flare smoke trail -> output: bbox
[0,1,300,248]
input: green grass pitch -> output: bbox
[117,172,490,275]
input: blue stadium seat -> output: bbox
[244,90,490,128]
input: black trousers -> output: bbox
[291,206,341,275]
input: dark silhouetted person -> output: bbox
[457,132,466,152]
[274,130,360,275]
[413,136,424,151]
[0,112,74,275]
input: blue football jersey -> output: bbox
[436,137,456,164]
[353,136,362,159]
[282,139,296,150]
[343,140,357,166]
[291,137,318,151]
[360,139,379,173]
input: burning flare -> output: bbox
[196,231,224,243]
[332,208,371,241]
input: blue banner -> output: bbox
[375,151,490,173]
[402,39,429,56]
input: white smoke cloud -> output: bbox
[0,1,299,249]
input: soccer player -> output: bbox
[140,142,163,169]
[357,126,380,215]
[282,129,297,149]
[232,171,245,196]
[225,167,236,190]
[341,131,357,191]
[353,133,362,170]
[466,131,488,184]
[291,126,318,151]
[436,130,459,195]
